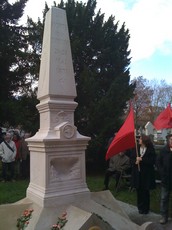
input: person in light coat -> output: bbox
[0,132,17,182]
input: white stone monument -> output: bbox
[26,7,90,207]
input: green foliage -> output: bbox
[0,94,39,134]
[0,0,41,128]
[0,0,28,100]
[51,212,68,230]
[16,208,34,230]
[15,94,39,134]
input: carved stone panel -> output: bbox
[49,156,81,183]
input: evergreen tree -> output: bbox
[0,0,41,131]
[57,0,135,169]
[0,0,28,124]
[0,0,30,97]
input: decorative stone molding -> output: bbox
[54,122,76,139]
[53,110,72,125]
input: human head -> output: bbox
[139,134,152,147]
[4,132,12,142]
[13,132,20,141]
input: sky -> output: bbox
[10,0,172,84]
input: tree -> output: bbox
[57,0,134,168]
[131,76,152,129]
[15,93,39,134]
[131,77,172,130]
[149,79,172,122]
[0,0,30,97]
[0,0,43,130]
[0,0,28,124]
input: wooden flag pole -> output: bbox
[131,99,140,172]
[134,132,140,171]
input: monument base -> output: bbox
[0,190,153,230]
[27,184,90,207]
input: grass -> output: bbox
[0,180,29,204]
[0,173,162,214]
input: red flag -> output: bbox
[153,104,172,130]
[106,105,136,160]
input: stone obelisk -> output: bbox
[26,7,90,207]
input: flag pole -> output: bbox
[132,100,140,171]
[134,131,140,171]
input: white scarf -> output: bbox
[140,146,146,157]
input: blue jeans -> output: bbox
[160,186,170,219]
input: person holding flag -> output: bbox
[130,134,156,215]
[105,103,156,214]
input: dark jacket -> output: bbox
[156,145,172,190]
[131,145,156,190]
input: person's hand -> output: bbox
[135,157,142,165]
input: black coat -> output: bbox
[156,145,172,190]
[131,145,156,190]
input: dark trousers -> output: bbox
[137,188,150,213]
[104,170,121,189]
[2,161,15,181]
[20,156,30,179]
[160,186,170,219]
[14,160,20,179]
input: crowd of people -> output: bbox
[0,128,30,182]
[104,133,172,225]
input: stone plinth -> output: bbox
[26,135,90,207]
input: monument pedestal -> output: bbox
[27,134,90,207]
